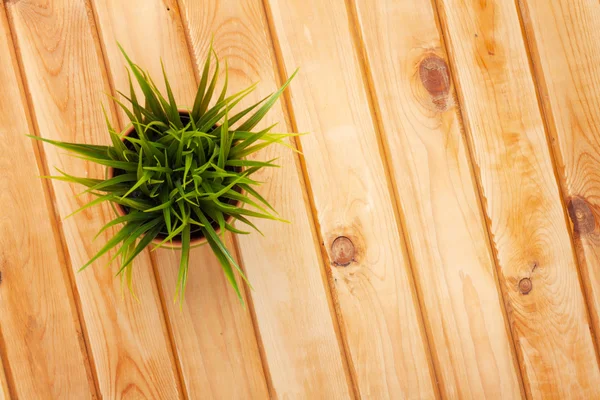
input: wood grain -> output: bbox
[154,237,269,398]
[350,0,523,397]
[434,0,600,397]
[0,359,8,400]
[0,3,94,398]
[518,0,600,362]
[90,0,269,397]
[178,0,355,397]
[263,0,438,397]
[2,0,599,396]
[5,0,182,397]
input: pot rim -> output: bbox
[107,110,240,249]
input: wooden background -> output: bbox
[1,0,600,398]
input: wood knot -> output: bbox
[518,278,532,295]
[567,196,595,235]
[419,54,451,110]
[331,236,355,266]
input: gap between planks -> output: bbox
[421,0,530,396]
[431,0,600,396]
[259,0,363,397]
[345,0,524,396]
[342,0,450,397]
[0,315,14,399]
[173,0,278,395]
[515,0,600,366]
[0,1,101,397]
[427,0,541,396]
[177,0,361,396]
[229,234,276,397]
[83,0,190,397]
[174,0,276,395]
[8,0,189,396]
[90,0,273,397]
[169,0,275,398]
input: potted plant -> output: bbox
[30,45,298,303]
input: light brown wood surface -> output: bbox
[2,0,600,398]
[0,2,94,398]
[179,0,354,397]
[0,360,8,400]
[154,236,269,398]
[518,0,600,356]
[5,0,181,397]
[351,0,523,397]
[263,0,438,398]
[435,0,600,397]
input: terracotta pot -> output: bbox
[107,110,239,249]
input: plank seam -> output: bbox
[514,0,600,367]
[0,311,15,399]
[172,1,275,396]
[84,0,129,131]
[0,351,9,400]
[83,0,188,397]
[145,254,188,400]
[259,0,360,397]
[342,0,445,397]
[1,2,101,398]
[427,0,543,397]
[229,234,275,398]
[173,1,200,84]
[0,16,19,398]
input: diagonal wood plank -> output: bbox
[518,0,600,360]
[0,359,7,400]
[434,0,600,397]
[89,0,270,397]
[5,0,182,397]
[263,0,438,397]
[178,0,356,397]
[350,0,523,397]
[153,236,268,398]
[0,3,95,398]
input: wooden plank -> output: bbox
[0,359,8,400]
[518,0,600,361]
[263,0,438,398]
[89,0,269,397]
[178,0,357,397]
[434,0,600,397]
[350,0,523,398]
[0,337,9,400]
[0,3,95,398]
[153,237,268,398]
[5,0,182,397]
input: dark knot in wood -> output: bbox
[419,54,451,110]
[331,236,355,266]
[567,196,595,235]
[518,278,532,295]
